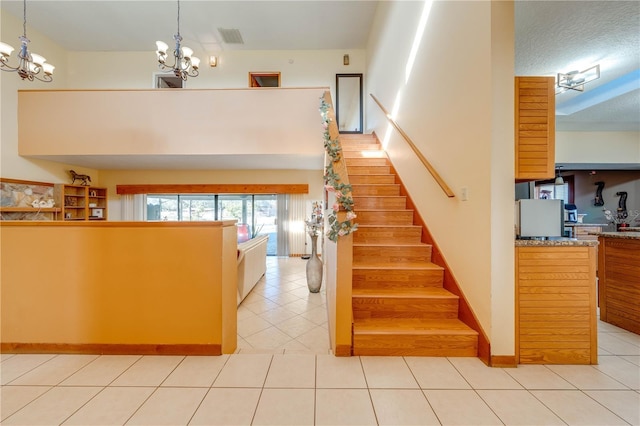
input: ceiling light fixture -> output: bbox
[155,0,200,80]
[557,64,600,93]
[0,0,54,82]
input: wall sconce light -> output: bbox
[343,54,349,66]
[209,55,217,67]
[557,64,600,93]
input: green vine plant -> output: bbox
[320,95,358,242]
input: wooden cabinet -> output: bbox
[598,235,640,334]
[515,76,555,181]
[56,185,107,221]
[515,245,598,364]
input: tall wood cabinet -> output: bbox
[55,185,108,221]
[515,76,556,181]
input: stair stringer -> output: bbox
[386,162,492,366]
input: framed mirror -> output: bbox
[336,73,363,134]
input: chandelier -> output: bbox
[155,0,200,80]
[0,0,54,82]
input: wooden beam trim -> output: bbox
[1,343,222,356]
[116,184,309,195]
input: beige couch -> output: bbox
[237,234,269,305]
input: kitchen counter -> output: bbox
[564,222,608,227]
[592,231,640,240]
[597,233,640,335]
[515,238,598,247]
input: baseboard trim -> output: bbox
[334,344,352,357]
[490,355,517,368]
[1,343,222,356]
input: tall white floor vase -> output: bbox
[306,234,322,293]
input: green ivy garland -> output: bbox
[320,96,358,242]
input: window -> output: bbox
[146,193,277,254]
[534,175,574,204]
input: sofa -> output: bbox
[236,234,269,305]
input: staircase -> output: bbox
[340,133,478,356]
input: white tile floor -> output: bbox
[1,257,639,425]
[236,257,331,354]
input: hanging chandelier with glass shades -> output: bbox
[0,0,54,82]
[156,0,200,80]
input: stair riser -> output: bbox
[342,144,381,151]
[343,151,385,158]
[340,135,377,140]
[347,166,391,175]
[355,211,414,225]
[353,227,422,244]
[353,246,433,264]
[352,269,444,289]
[353,299,458,319]
[349,175,396,184]
[353,335,478,357]
[352,196,406,209]
[346,158,389,167]
[351,185,400,196]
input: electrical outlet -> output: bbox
[461,186,469,201]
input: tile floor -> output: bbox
[236,257,331,354]
[1,257,639,425]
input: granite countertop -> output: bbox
[591,231,640,240]
[515,238,598,247]
[564,222,608,227]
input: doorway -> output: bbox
[336,73,363,133]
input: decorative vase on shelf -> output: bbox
[306,233,323,293]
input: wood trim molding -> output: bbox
[490,355,517,368]
[1,177,55,187]
[334,344,352,357]
[116,184,308,195]
[1,343,222,356]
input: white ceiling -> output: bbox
[1,0,639,170]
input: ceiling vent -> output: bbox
[218,28,244,44]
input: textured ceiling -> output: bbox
[515,0,640,132]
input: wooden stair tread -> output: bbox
[353,318,478,335]
[356,224,422,229]
[355,208,413,212]
[353,287,456,298]
[354,242,429,247]
[352,262,443,270]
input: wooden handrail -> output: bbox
[370,94,455,198]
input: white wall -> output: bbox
[0,10,97,183]
[2,4,365,187]
[365,0,515,355]
[67,49,365,99]
[556,131,640,164]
